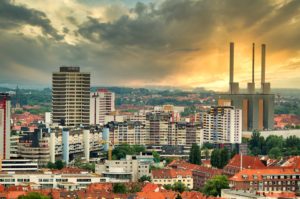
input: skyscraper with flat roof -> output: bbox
[52,66,90,126]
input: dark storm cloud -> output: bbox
[0,0,63,40]
[77,0,278,50]
[1,0,300,88]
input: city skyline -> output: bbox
[1,0,300,90]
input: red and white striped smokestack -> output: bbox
[261,44,266,84]
[230,42,234,83]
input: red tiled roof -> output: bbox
[230,168,300,182]
[262,191,296,198]
[152,169,192,179]
[167,160,221,176]
[181,191,222,199]
[136,191,177,199]
[87,183,113,192]
[281,156,300,169]
[167,160,202,170]
[141,183,161,192]
[225,154,266,170]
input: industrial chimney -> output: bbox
[247,43,255,94]
[261,44,271,94]
[261,44,266,84]
[229,42,239,94]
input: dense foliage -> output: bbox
[202,175,229,197]
[18,192,50,199]
[189,143,201,165]
[163,182,187,193]
[247,131,300,157]
[112,144,146,160]
[210,148,230,169]
[113,183,128,194]
[46,160,65,170]
[139,175,152,182]
[112,183,142,193]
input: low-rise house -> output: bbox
[167,159,222,190]
[151,169,193,189]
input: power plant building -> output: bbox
[218,43,274,131]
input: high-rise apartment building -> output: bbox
[203,106,242,144]
[52,66,90,126]
[90,89,115,125]
[0,93,11,159]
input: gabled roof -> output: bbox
[281,156,300,168]
[224,154,266,170]
[152,169,192,179]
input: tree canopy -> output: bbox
[211,148,230,169]
[112,144,146,160]
[202,175,229,197]
[189,143,201,165]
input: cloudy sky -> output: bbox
[0,0,300,90]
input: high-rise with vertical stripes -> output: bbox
[52,66,90,127]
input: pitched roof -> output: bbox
[152,169,192,179]
[225,154,266,170]
[141,183,161,192]
[281,156,300,168]
[181,191,222,199]
[230,168,300,182]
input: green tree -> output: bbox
[220,148,230,168]
[152,151,160,163]
[139,175,152,182]
[46,162,56,169]
[163,184,172,190]
[201,142,214,149]
[18,192,50,199]
[202,175,229,197]
[55,160,65,170]
[130,184,142,193]
[172,182,187,193]
[265,135,284,153]
[189,143,201,165]
[268,147,282,159]
[211,149,221,168]
[204,148,210,160]
[211,148,229,169]
[112,144,146,160]
[113,183,128,194]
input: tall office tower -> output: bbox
[0,93,11,159]
[90,89,115,125]
[203,106,242,144]
[52,66,90,126]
